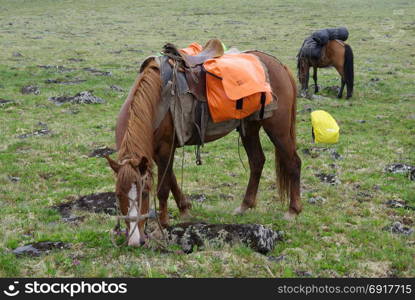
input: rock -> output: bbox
[188,194,207,203]
[12,52,23,57]
[315,172,340,185]
[49,91,105,105]
[13,242,71,257]
[323,85,340,94]
[8,176,20,182]
[383,222,413,235]
[308,196,327,204]
[21,85,40,95]
[163,223,283,254]
[385,164,414,180]
[330,150,342,160]
[296,270,313,277]
[385,163,413,174]
[357,120,366,123]
[88,147,116,158]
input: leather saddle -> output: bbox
[163,39,224,68]
[182,39,224,67]
[162,39,225,102]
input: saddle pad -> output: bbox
[203,53,272,123]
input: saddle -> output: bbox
[163,39,224,102]
[181,39,225,67]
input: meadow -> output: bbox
[0,0,414,277]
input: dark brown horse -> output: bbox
[105,52,301,246]
[297,40,354,99]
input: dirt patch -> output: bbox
[12,51,23,57]
[21,85,40,95]
[162,223,283,254]
[385,200,415,211]
[82,67,112,76]
[68,58,85,62]
[13,242,71,257]
[315,172,340,185]
[302,147,342,160]
[37,65,75,72]
[88,146,116,158]
[54,192,118,219]
[110,85,125,92]
[49,91,105,105]
[17,122,51,139]
[45,78,86,85]
[0,98,14,105]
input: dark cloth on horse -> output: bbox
[298,27,349,60]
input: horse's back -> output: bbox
[249,51,296,107]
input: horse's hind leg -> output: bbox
[233,122,265,215]
[170,170,192,219]
[334,64,345,98]
[313,67,319,93]
[338,78,345,98]
[262,117,302,220]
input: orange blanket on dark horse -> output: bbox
[181,43,272,123]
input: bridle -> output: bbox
[111,169,155,247]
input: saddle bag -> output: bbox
[203,53,272,123]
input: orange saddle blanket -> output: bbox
[181,43,272,123]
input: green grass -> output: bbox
[0,0,414,277]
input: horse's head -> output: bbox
[105,155,151,247]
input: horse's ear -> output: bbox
[104,155,120,173]
[138,157,149,176]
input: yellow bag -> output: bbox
[310,110,340,144]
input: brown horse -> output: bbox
[297,40,354,99]
[105,51,301,247]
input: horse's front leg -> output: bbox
[170,169,192,219]
[155,142,176,227]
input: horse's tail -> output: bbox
[275,65,300,203]
[344,44,354,96]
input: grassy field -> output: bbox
[0,0,414,277]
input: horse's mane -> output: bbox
[117,60,161,185]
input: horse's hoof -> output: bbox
[180,211,192,221]
[283,211,297,221]
[232,205,248,215]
